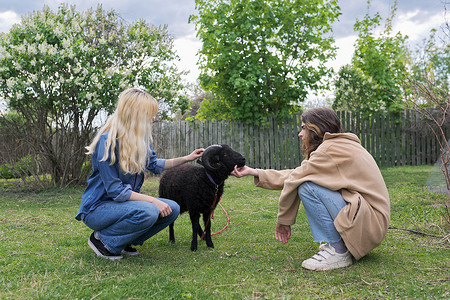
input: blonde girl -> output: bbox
[76,88,204,260]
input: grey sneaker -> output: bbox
[301,243,353,271]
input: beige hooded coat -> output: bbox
[254,133,390,260]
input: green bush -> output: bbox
[0,164,16,179]
[0,155,34,179]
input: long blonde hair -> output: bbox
[86,88,158,174]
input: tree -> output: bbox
[0,4,187,186]
[401,74,450,239]
[191,0,341,125]
[411,28,449,92]
[333,0,410,118]
[181,83,214,120]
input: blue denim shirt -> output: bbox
[75,131,165,221]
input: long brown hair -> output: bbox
[301,108,344,159]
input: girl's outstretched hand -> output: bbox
[231,165,258,177]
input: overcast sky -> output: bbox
[0,0,447,86]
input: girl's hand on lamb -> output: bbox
[231,165,258,177]
[187,148,205,161]
[275,223,291,244]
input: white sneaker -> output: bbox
[301,243,353,271]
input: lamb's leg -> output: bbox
[169,222,175,243]
[189,212,201,251]
[197,224,204,238]
[203,213,214,249]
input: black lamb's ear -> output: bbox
[201,144,222,171]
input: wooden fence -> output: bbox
[151,110,450,170]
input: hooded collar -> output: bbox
[323,132,361,144]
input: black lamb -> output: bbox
[159,144,246,251]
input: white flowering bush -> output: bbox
[0,4,187,186]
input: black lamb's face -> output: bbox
[218,144,246,172]
[200,144,246,173]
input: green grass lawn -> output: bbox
[0,165,448,299]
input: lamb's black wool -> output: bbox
[159,144,246,251]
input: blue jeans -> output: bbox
[83,198,180,254]
[298,182,347,244]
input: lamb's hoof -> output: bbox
[190,242,198,252]
[207,242,214,248]
[169,239,175,244]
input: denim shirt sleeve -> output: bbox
[96,137,132,202]
[146,145,165,174]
